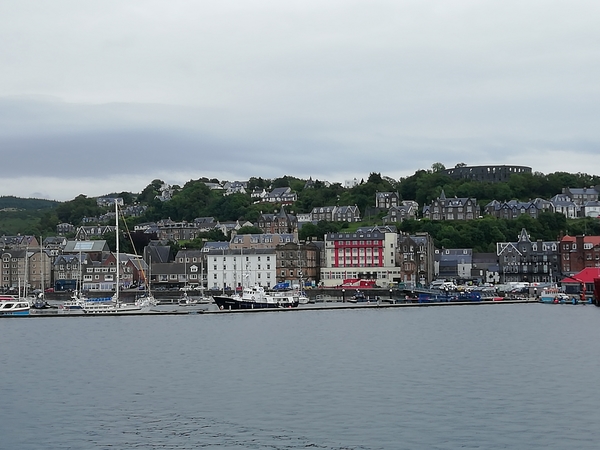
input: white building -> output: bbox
[206,248,277,291]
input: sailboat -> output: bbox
[31,238,56,310]
[61,247,89,311]
[135,256,157,307]
[80,202,146,314]
[296,243,309,304]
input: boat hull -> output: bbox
[213,296,297,310]
[0,309,30,316]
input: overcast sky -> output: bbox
[1,1,599,201]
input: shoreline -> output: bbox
[1,298,545,318]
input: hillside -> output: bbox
[0,196,60,211]
[2,168,600,250]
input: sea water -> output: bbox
[2,303,600,449]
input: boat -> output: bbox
[78,202,146,315]
[297,291,309,304]
[348,290,369,303]
[0,297,31,316]
[178,291,212,306]
[539,287,572,304]
[213,285,299,310]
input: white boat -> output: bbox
[79,202,147,315]
[81,301,142,314]
[0,297,31,316]
[539,287,571,304]
[178,291,212,306]
[135,256,157,308]
[297,292,310,304]
[61,290,88,310]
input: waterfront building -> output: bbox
[52,253,86,291]
[396,232,435,287]
[471,253,500,284]
[496,228,559,283]
[173,249,205,288]
[2,247,52,292]
[559,235,600,275]
[275,241,320,286]
[206,248,277,291]
[434,248,473,282]
[320,226,398,287]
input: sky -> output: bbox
[1,1,599,201]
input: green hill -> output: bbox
[0,196,60,211]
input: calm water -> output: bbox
[2,304,600,449]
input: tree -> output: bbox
[55,195,103,225]
[138,179,164,203]
[236,225,263,234]
[431,162,446,173]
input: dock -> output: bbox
[0,297,538,318]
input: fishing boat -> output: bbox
[539,287,571,304]
[214,285,299,310]
[0,297,31,316]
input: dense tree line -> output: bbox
[3,167,600,249]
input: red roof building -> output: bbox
[559,267,600,298]
[559,235,600,274]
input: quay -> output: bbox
[3,297,540,318]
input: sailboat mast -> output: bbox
[115,201,119,304]
[40,236,44,295]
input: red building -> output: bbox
[559,235,600,275]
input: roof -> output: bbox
[63,240,109,252]
[560,235,600,246]
[560,268,600,284]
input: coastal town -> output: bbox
[2,164,600,307]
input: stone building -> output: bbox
[396,232,435,287]
[496,229,559,283]
[422,190,479,221]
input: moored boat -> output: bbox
[214,285,299,310]
[0,297,31,316]
[539,287,571,304]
